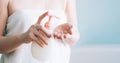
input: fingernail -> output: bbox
[55,32,57,35]
[41,44,44,48]
[46,43,48,45]
[64,35,66,39]
[58,33,60,37]
[40,45,43,48]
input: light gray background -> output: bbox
[76,0,120,46]
[69,0,120,63]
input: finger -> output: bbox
[59,32,63,40]
[30,33,44,47]
[60,34,63,41]
[64,34,67,39]
[68,28,72,35]
[33,28,48,45]
[33,32,46,47]
[33,34,45,47]
[39,26,51,38]
[54,29,62,39]
[36,11,48,24]
[56,31,62,39]
[34,24,51,38]
[63,30,68,34]
[35,39,44,48]
[65,34,72,39]
[54,32,57,39]
[33,25,49,45]
[66,24,72,35]
[38,30,49,45]
[38,37,47,47]
[67,23,72,30]
[61,34,65,42]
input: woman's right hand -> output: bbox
[21,12,51,48]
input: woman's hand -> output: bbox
[21,12,51,48]
[53,23,72,41]
[53,23,80,46]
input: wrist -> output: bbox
[16,33,30,44]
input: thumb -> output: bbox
[68,28,72,35]
[36,11,48,24]
[66,23,73,35]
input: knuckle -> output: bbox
[31,25,35,28]
[28,33,33,38]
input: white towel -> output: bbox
[1,9,70,63]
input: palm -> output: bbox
[53,23,72,40]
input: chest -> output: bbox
[8,0,66,16]
[8,0,66,11]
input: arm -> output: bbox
[65,0,80,46]
[0,4,50,53]
[0,0,26,54]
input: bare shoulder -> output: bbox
[0,0,9,4]
[0,0,9,8]
[0,0,9,36]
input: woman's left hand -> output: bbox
[53,23,72,41]
[53,23,80,46]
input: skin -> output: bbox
[0,0,80,54]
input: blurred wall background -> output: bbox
[70,0,120,63]
[76,0,120,46]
